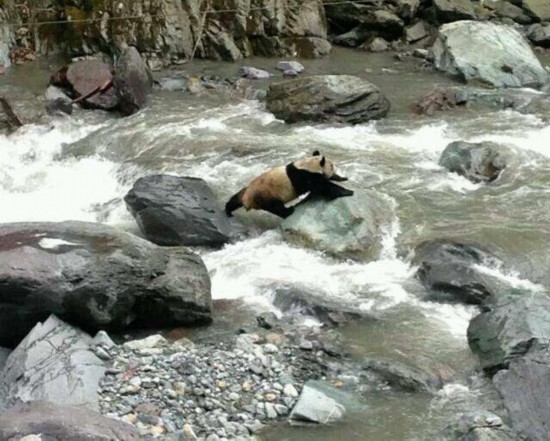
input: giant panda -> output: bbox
[225,150,354,218]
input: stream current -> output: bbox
[2,49,549,440]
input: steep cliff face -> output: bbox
[2,0,330,67]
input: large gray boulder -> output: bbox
[266,75,390,124]
[433,0,476,22]
[414,240,500,305]
[0,221,212,347]
[493,344,550,441]
[280,190,394,261]
[0,315,105,412]
[439,141,507,183]
[467,292,550,374]
[114,47,153,116]
[0,86,46,135]
[125,174,231,247]
[0,400,140,441]
[432,21,549,89]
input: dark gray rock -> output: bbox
[0,347,10,371]
[0,221,212,347]
[439,141,507,183]
[0,400,140,440]
[362,358,443,393]
[256,312,279,330]
[280,190,394,261]
[124,174,232,247]
[467,292,550,374]
[45,98,74,116]
[414,240,500,305]
[433,0,477,22]
[266,75,390,124]
[290,381,345,424]
[333,26,371,47]
[114,47,153,116]
[0,86,46,134]
[396,0,421,21]
[442,411,518,441]
[405,21,430,43]
[495,2,532,24]
[432,21,549,89]
[493,344,550,441]
[0,315,105,411]
[528,23,550,47]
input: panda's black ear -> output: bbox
[320,156,326,166]
[312,150,320,156]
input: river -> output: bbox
[1,47,548,440]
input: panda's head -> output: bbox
[295,150,348,182]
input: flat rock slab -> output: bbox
[433,0,476,22]
[266,75,390,124]
[432,21,549,89]
[493,345,550,441]
[0,221,212,347]
[290,381,346,424]
[0,400,140,441]
[280,189,394,261]
[468,292,550,374]
[124,174,231,247]
[0,85,46,134]
[0,315,105,412]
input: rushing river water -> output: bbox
[2,48,549,440]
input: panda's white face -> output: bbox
[294,152,348,182]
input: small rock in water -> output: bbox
[241,66,271,79]
[256,312,279,330]
[277,61,304,73]
[290,383,346,424]
[299,340,314,351]
[283,69,300,77]
[93,330,117,349]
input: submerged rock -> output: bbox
[241,67,271,79]
[414,240,500,305]
[281,190,394,261]
[467,291,550,374]
[0,400,140,440]
[493,344,550,441]
[266,75,390,124]
[277,61,305,73]
[124,174,232,247]
[439,141,507,183]
[432,21,549,88]
[0,315,105,411]
[0,221,212,347]
[114,47,153,116]
[290,381,346,424]
[362,358,443,393]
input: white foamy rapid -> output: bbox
[2,101,549,346]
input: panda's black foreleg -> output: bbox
[262,200,295,218]
[325,181,354,200]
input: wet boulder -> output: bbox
[124,174,232,247]
[266,75,390,124]
[433,0,476,22]
[0,315,105,412]
[114,47,153,116]
[362,358,443,393]
[528,23,550,47]
[493,344,550,441]
[0,400,140,440]
[65,59,118,110]
[414,240,500,305]
[241,67,271,79]
[0,221,212,347]
[439,141,507,183]
[467,291,550,374]
[280,190,394,261]
[432,21,549,89]
[0,86,46,134]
